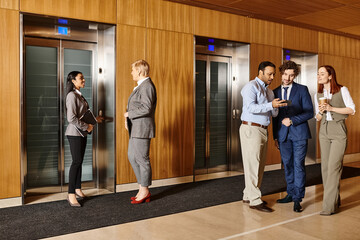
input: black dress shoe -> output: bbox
[250,203,274,212]
[277,195,293,203]
[293,201,302,212]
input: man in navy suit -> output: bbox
[273,61,313,212]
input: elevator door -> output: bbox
[195,54,231,174]
[24,37,96,193]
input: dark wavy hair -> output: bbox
[317,65,342,94]
[65,71,82,96]
[279,61,300,77]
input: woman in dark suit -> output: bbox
[124,60,157,204]
[65,71,101,207]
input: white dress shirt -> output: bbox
[314,86,356,121]
[133,77,149,91]
[281,84,293,100]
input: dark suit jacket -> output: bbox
[127,78,157,138]
[273,82,313,142]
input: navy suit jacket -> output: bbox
[272,82,313,143]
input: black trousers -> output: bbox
[67,135,87,194]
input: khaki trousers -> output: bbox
[319,120,347,213]
[240,124,268,206]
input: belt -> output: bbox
[242,121,267,129]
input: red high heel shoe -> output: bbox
[130,196,136,201]
[131,193,151,204]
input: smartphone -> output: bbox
[283,100,292,106]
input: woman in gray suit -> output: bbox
[124,60,157,204]
[315,65,355,215]
[65,71,101,207]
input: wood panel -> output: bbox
[117,0,146,27]
[194,7,250,42]
[250,43,283,165]
[319,32,360,58]
[20,0,116,24]
[147,0,194,33]
[116,24,147,184]
[283,25,318,53]
[318,54,360,155]
[0,9,20,199]
[0,0,18,10]
[250,18,283,47]
[146,29,194,179]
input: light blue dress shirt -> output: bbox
[241,77,278,126]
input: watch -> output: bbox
[289,119,293,125]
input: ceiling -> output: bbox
[168,0,360,39]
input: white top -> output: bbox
[133,77,149,91]
[314,86,356,121]
[75,89,82,96]
[282,84,293,100]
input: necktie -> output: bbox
[283,87,289,100]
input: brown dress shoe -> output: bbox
[250,203,274,212]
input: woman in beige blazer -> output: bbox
[315,65,355,215]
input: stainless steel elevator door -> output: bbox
[195,54,231,174]
[24,38,96,193]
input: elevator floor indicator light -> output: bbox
[58,19,68,24]
[208,45,215,51]
[56,26,70,36]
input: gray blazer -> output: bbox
[127,78,157,138]
[65,91,89,137]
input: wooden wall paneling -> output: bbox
[117,0,146,27]
[147,0,194,33]
[250,43,283,165]
[250,18,282,47]
[283,25,318,53]
[146,29,194,179]
[20,0,117,24]
[0,0,18,10]
[194,7,250,43]
[116,24,147,184]
[318,32,360,58]
[0,9,20,199]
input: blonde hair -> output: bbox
[132,59,150,77]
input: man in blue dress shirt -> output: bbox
[240,61,287,212]
[272,61,313,213]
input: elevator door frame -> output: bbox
[195,54,232,174]
[23,37,97,195]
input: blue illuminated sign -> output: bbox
[208,38,215,43]
[58,19,68,24]
[58,26,68,35]
[208,45,215,51]
[285,55,291,61]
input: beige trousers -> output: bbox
[319,120,347,213]
[240,124,268,206]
